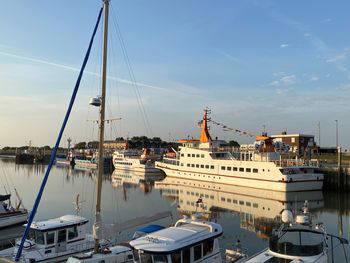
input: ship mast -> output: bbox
[94,0,109,253]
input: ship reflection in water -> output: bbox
[111,170,166,195]
[154,177,324,239]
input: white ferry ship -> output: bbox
[155,109,323,192]
[113,148,161,174]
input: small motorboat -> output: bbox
[0,194,27,229]
[243,201,349,263]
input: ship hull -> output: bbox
[0,211,27,229]
[156,164,323,192]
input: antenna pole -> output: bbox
[94,0,109,253]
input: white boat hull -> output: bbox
[0,212,27,229]
[156,164,323,192]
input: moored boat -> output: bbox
[155,108,323,192]
[67,215,223,263]
[243,201,349,263]
[0,194,27,229]
[0,215,97,262]
[112,148,161,174]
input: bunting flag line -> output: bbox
[208,120,255,137]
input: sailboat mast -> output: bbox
[94,0,109,252]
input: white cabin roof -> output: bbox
[28,215,88,231]
[129,218,222,253]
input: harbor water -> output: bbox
[0,158,349,261]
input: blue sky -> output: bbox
[0,0,349,148]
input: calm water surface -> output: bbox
[1,158,349,261]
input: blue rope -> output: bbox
[15,7,103,261]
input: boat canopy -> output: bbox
[136,224,165,234]
[0,194,11,202]
[26,215,89,231]
[130,219,222,253]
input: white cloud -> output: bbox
[325,73,331,78]
[322,18,332,23]
[326,51,349,63]
[309,76,319,82]
[280,44,289,48]
[268,74,297,87]
[280,75,297,85]
[304,33,311,37]
[215,49,241,64]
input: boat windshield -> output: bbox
[28,229,45,245]
[136,251,168,263]
[269,229,324,256]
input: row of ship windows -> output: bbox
[220,197,259,208]
[115,161,132,166]
[185,163,214,169]
[181,153,205,158]
[182,163,262,173]
[221,166,259,173]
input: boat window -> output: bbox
[196,154,200,158]
[46,232,55,245]
[221,197,226,202]
[187,164,190,167]
[200,165,204,168]
[203,239,214,256]
[68,226,78,240]
[205,165,209,169]
[233,167,237,171]
[140,252,152,263]
[187,154,191,157]
[153,254,168,263]
[196,164,199,168]
[269,231,324,257]
[35,231,45,245]
[191,164,195,167]
[227,198,232,203]
[239,168,244,172]
[246,202,251,207]
[182,248,191,263]
[201,154,204,158]
[193,244,202,261]
[57,229,67,243]
[192,154,195,157]
[210,166,214,169]
[227,167,231,171]
[253,168,258,173]
[170,251,181,263]
[181,154,184,157]
[246,168,251,172]
[233,199,238,204]
[221,166,225,170]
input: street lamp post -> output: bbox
[335,120,338,148]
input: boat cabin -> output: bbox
[0,194,12,214]
[269,227,325,257]
[129,217,223,263]
[24,215,89,251]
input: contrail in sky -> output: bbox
[0,50,173,93]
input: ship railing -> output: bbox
[272,159,320,167]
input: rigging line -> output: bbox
[107,31,122,139]
[110,30,123,138]
[110,5,153,136]
[1,165,11,195]
[15,7,103,261]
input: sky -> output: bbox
[0,0,349,149]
